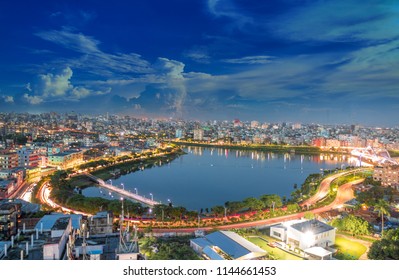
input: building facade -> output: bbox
[373,165,399,190]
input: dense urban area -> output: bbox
[1,112,399,260]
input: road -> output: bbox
[38,182,92,216]
[300,169,368,207]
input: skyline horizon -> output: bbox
[2,110,399,128]
[1,1,399,126]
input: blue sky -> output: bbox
[1,0,399,125]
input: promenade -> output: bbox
[84,173,160,207]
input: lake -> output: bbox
[83,146,355,210]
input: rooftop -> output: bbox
[291,219,335,235]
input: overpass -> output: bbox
[83,173,160,207]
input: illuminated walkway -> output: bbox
[83,173,160,207]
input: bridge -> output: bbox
[83,173,160,207]
[351,146,398,166]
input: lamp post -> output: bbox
[134,188,138,195]
[150,193,153,201]
[121,183,124,190]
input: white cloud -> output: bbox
[184,47,211,63]
[223,55,274,64]
[23,94,43,105]
[26,83,32,92]
[271,0,399,42]
[72,87,91,98]
[207,0,253,28]
[36,29,152,76]
[40,67,73,97]
[2,95,14,103]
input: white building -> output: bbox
[193,129,204,141]
[270,219,336,260]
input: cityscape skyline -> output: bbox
[1,0,399,126]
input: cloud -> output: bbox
[207,0,253,28]
[23,94,43,105]
[36,29,100,54]
[184,47,211,63]
[72,87,90,98]
[2,95,14,103]
[36,29,152,76]
[26,83,32,92]
[271,0,399,42]
[39,67,73,97]
[223,55,274,64]
[155,58,187,116]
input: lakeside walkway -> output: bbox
[83,173,160,207]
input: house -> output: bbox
[270,219,336,260]
[88,211,113,236]
[190,230,267,260]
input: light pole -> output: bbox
[121,183,124,190]
[272,201,275,212]
[134,188,138,195]
[150,193,153,201]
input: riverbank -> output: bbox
[173,141,327,155]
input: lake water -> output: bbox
[83,146,354,210]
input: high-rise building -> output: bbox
[0,152,18,169]
[175,129,183,139]
[193,129,204,141]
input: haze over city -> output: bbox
[1,0,399,125]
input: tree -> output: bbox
[286,203,300,213]
[260,194,282,210]
[374,199,391,234]
[368,228,399,260]
[303,211,315,220]
[243,197,264,211]
[342,215,370,236]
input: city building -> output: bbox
[42,216,73,260]
[0,202,20,239]
[0,152,18,169]
[48,150,84,169]
[16,147,39,167]
[190,230,267,260]
[88,211,113,236]
[193,129,204,141]
[373,165,399,190]
[175,129,183,139]
[270,219,336,260]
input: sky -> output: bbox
[0,0,399,126]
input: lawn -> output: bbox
[334,236,367,260]
[247,236,303,260]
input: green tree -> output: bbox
[342,215,370,236]
[303,211,315,220]
[243,197,264,211]
[368,228,399,260]
[286,203,300,213]
[260,194,282,210]
[374,199,391,234]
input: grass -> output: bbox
[334,236,367,260]
[247,236,303,260]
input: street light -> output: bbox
[134,188,138,195]
[150,193,153,201]
[121,183,124,190]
